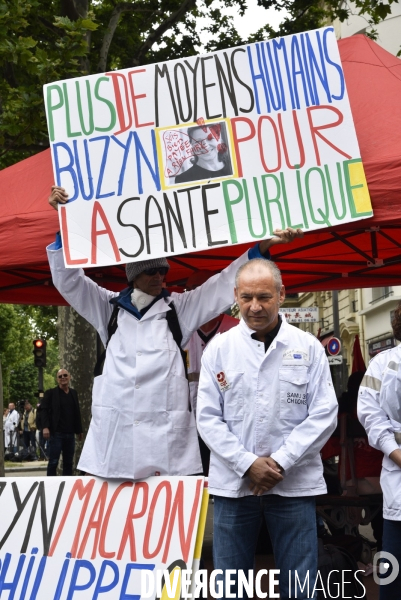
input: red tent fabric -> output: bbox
[1,35,401,305]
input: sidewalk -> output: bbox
[4,460,48,476]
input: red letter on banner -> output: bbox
[91,201,121,265]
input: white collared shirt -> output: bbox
[197,318,338,497]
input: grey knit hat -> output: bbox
[125,257,170,282]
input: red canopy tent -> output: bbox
[1,35,401,305]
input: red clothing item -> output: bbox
[352,438,383,478]
[321,416,383,479]
[321,436,341,461]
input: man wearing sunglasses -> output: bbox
[41,369,83,476]
[47,185,302,480]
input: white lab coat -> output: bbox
[47,247,250,479]
[4,410,20,450]
[358,344,401,521]
[197,318,338,497]
[186,314,239,416]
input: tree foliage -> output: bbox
[0,0,96,166]
[250,0,400,43]
[8,362,38,405]
[1,0,399,169]
[0,304,32,367]
[24,306,59,341]
[0,304,59,406]
[0,304,34,405]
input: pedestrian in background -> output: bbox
[22,401,37,459]
[41,369,83,476]
[4,403,20,454]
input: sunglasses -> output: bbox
[142,267,169,276]
[58,374,69,378]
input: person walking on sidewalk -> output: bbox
[22,401,37,458]
[41,369,83,476]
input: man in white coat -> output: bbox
[47,186,302,480]
[4,403,20,454]
[358,302,401,599]
[197,259,338,600]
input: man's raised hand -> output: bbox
[271,227,304,245]
[259,228,303,254]
[49,186,68,210]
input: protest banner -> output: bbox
[0,476,207,599]
[43,26,373,268]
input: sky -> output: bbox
[226,0,288,39]
[194,0,288,49]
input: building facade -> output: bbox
[282,286,401,393]
[334,1,401,57]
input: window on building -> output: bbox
[371,287,392,303]
[349,289,358,313]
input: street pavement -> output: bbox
[4,460,47,477]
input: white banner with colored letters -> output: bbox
[44,26,373,268]
[0,476,208,599]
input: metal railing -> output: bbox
[369,289,393,305]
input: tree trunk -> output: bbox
[61,0,91,73]
[58,305,97,473]
[56,0,93,475]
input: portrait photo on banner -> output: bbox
[156,118,237,189]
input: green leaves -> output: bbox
[0,1,96,166]
[9,362,38,404]
[80,18,99,31]
[0,305,32,365]
[0,304,59,404]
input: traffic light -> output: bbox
[33,339,47,368]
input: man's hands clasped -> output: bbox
[247,457,284,496]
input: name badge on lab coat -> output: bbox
[216,371,231,391]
